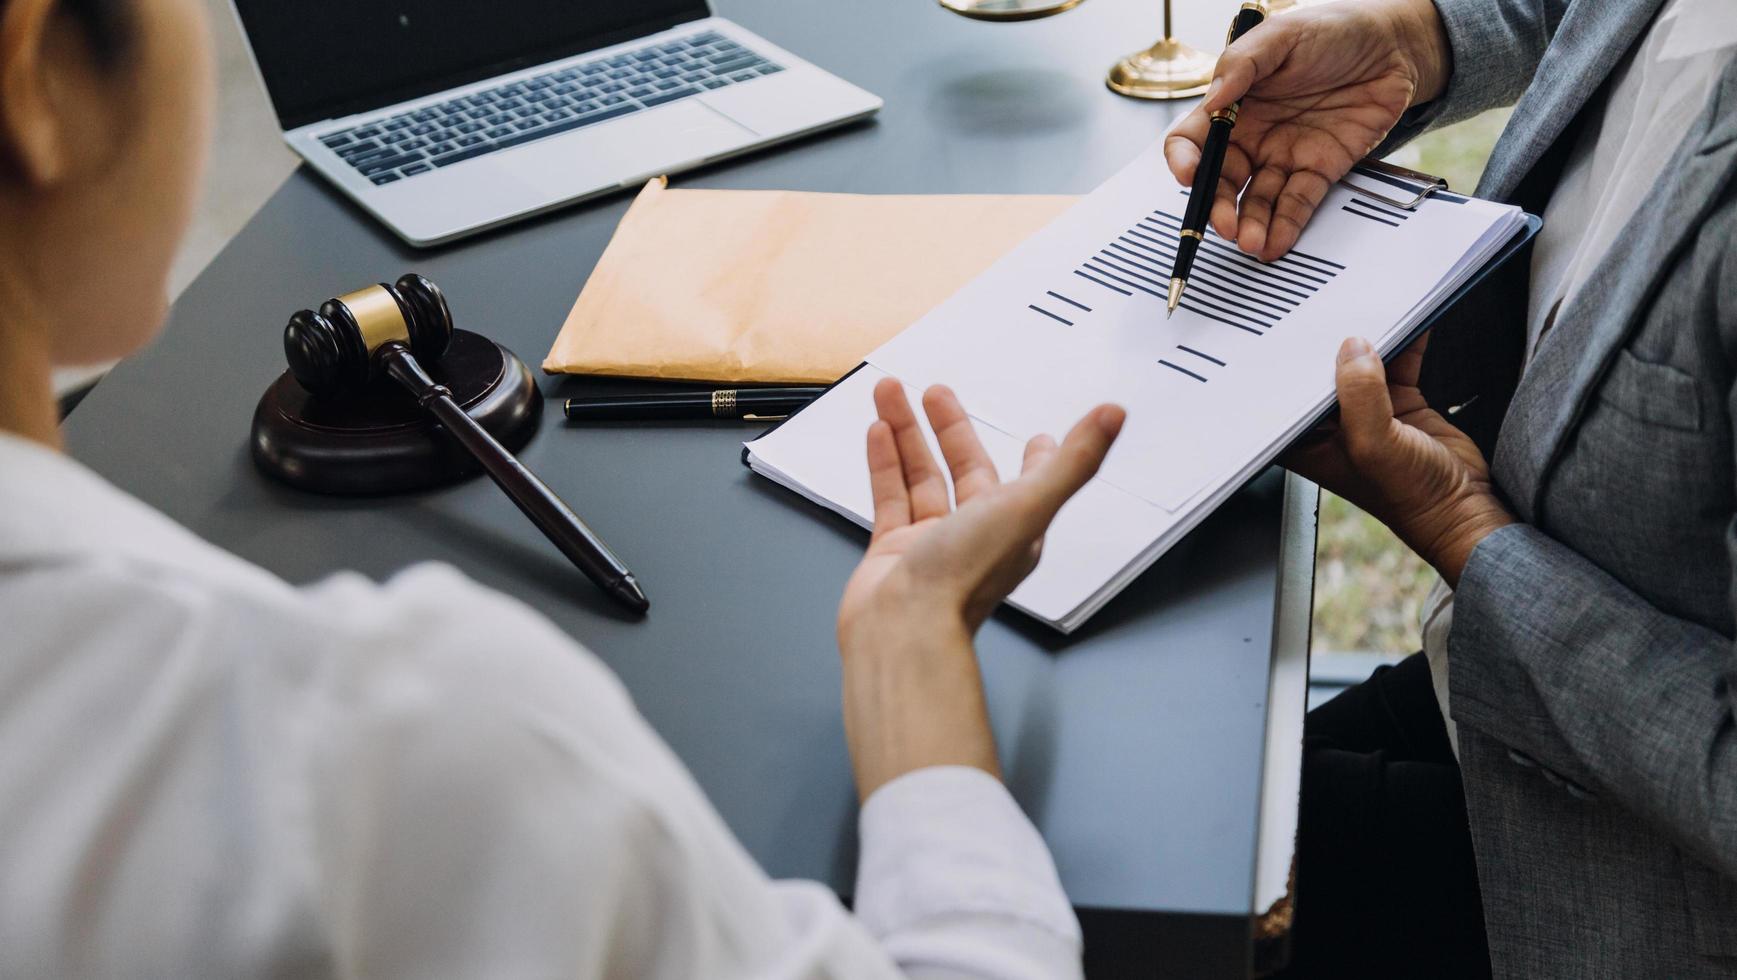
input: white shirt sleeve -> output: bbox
[300,564,1081,980]
[857,767,1084,980]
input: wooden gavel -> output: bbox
[282,275,648,614]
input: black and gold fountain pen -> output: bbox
[1168,1,1268,318]
[564,387,826,422]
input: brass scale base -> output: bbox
[940,0,1296,101]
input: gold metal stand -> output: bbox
[1106,0,1215,100]
[936,0,1087,21]
[938,0,1288,101]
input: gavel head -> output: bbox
[284,273,454,396]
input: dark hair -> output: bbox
[65,0,132,66]
[0,0,133,67]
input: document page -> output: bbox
[747,365,1175,626]
[867,141,1523,511]
[747,137,1524,630]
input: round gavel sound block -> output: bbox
[251,328,542,495]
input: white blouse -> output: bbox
[0,432,1081,978]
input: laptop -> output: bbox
[229,2,883,247]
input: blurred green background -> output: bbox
[1311,107,1512,655]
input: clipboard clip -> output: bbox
[1342,159,1449,211]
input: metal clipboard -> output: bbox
[1342,159,1451,211]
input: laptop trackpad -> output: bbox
[496,102,755,195]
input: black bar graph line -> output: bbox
[1181,302,1264,336]
[1285,245,1347,271]
[1028,304,1073,325]
[1194,238,1330,289]
[1178,279,1282,326]
[1117,237,1301,312]
[1191,234,1333,287]
[1093,251,1168,290]
[1046,290,1091,312]
[1104,242,1172,278]
[1082,262,1163,298]
[1159,359,1209,382]
[1346,202,1402,226]
[1127,233,1309,305]
[1185,232,1335,285]
[1341,204,1400,227]
[1116,226,1290,295]
[1115,232,1177,263]
[1140,212,1190,235]
[1122,226,1187,255]
[1125,238,1306,314]
[1147,207,1344,281]
[1126,227,1313,300]
[1103,242,1288,319]
[1180,245,1317,300]
[1073,269,1131,296]
[1138,218,1326,290]
[1148,210,1340,280]
[1352,196,1411,220]
[1082,261,1163,298]
[1183,269,1292,317]
[1184,293,1272,334]
[1195,255,1313,304]
[1177,345,1226,366]
[1282,249,1347,277]
[1121,245,1284,324]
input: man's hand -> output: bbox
[837,378,1124,800]
[1283,335,1512,587]
[1163,0,1452,261]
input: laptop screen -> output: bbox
[233,1,712,130]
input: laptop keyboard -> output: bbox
[317,31,784,186]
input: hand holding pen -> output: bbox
[1166,2,1268,316]
[1161,0,1445,262]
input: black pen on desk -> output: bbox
[1169,1,1268,318]
[564,387,827,422]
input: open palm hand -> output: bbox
[832,379,1123,799]
[838,379,1124,643]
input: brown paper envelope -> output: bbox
[544,178,1077,384]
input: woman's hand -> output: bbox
[1163,0,1452,261]
[837,378,1124,801]
[1283,335,1512,587]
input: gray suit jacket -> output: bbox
[1378,0,1737,975]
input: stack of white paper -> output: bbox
[746,139,1527,632]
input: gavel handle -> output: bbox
[379,344,649,614]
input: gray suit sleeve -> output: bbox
[1446,517,1737,878]
[1375,0,1571,155]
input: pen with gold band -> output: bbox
[564,387,827,421]
[1168,2,1268,317]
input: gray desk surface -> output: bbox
[63,0,1312,971]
